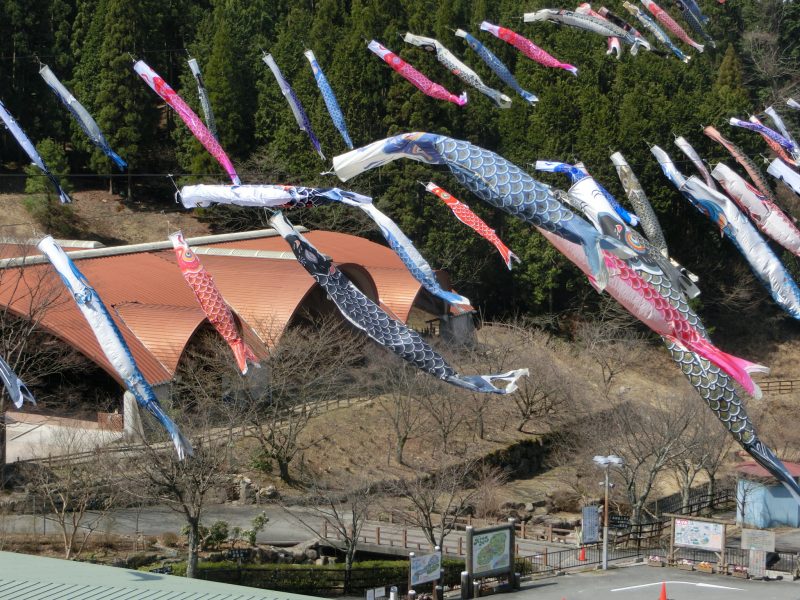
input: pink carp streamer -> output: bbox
[424,182,520,270]
[576,4,622,58]
[703,125,781,206]
[368,40,467,106]
[134,60,241,185]
[640,0,704,51]
[169,231,259,374]
[480,21,578,76]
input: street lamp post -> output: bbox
[593,455,623,570]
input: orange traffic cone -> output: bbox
[578,546,586,561]
[659,581,667,600]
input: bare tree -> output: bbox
[574,299,647,395]
[375,365,427,466]
[389,459,492,549]
[603,398,698,524]
[741,0,800,100]
[283,471,376,590]
[247,315,365,483]
[123,333,247,578]
[511,357,573,434]
[23,428,118,559]
[418,386,466,454]
[671,403,734,512]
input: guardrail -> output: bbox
[759,379,800,395]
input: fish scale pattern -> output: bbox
[272,215,526,394]
[457,31,538,104]
[612,155,669,255]
[306,50,353,149]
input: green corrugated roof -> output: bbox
[0,551,322,600]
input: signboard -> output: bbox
[582,505,600,544]
[609,514,630,530]
[749,549,767,578]
[741,529,776,552]
[471,526,512,576]
[674,518,725,552]
[410,551,442,587]
[366,587,386,600]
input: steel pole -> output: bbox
[602,468,609,570]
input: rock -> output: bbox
[500,501,525,511]
[258,485,280,500]
[315,556,329,566]
[304,548,318,561]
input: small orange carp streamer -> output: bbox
[424,182,519,270]
[169,231,259,375]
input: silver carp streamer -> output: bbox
[404,32,512,108]
[187,58,218,140]
[0,356,35,409]
[40,64,126,169]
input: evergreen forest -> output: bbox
[1,0,799,323]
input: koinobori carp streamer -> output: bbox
[269,211,527,394]
[38,236,192,459]
[134,59,241,185]
[368,40,468,107]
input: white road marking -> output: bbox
[610,581,744,592]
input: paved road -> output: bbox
[507,564,799,600]
[1,504,323,545]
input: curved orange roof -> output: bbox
[0,228,450,389]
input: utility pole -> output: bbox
[593,455,623,570]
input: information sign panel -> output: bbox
[410,551,442,587]
[741,529,776,552]
[673,518,724,552]
[582,505,600,544]
[749,549,767,578]
[471,526,511,576]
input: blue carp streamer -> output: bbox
[269,211,527,394]
[455,30,538,104]
[37,236,192,459]
[305,50,352,149]
[0,355,35,409]
[40,65,126,170]
[0,99,71,204]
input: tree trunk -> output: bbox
[707,475,716,509]
[277,459,291,483]
[395,436,407,466]
[186,519,200,578]
[344,547,354,593]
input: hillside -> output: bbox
[0,191,209,245]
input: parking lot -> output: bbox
[503,564,799,599]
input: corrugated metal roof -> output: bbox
[203,231,424,322]
[736,461,800,478]
[0,228,450,390]
[0,551,322,600]
[114,303,207,374]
